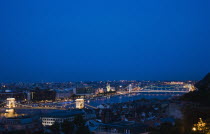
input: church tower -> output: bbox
[106,83,111,92]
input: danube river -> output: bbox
[0,92,186,117]
[63,92,185,108]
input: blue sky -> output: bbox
[0,0,210,82]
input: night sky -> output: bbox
[0,0,210,82]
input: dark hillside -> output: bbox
[181,73,210,106]
[195,73,210,91]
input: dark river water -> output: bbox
[79,92,185,108]
[29,92,186,109]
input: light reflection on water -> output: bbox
[0,109,24,118]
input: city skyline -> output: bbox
[0,1,210,134]
[0,0,210,82]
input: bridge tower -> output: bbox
[76,99,84,109]
[6,98,16,112]
[6,98,16,108]
[128,84,132,93]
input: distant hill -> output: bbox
[181,73,210,106]
[195,73,210,91]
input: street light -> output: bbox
[192,127,196,131]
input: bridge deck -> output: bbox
[131,90,189,93]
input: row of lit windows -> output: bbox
[42,117,74,122]
[42,118,63,121]
[43,122,53,125]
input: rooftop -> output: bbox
[41,109,85,118]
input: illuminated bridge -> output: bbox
[131,90,189,93]
[126,84,195,93]
[0,98,97,110]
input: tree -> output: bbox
[8,130,26,134]
[76,126,91,134]
[49,121,60,134]
[73,114,92,134]
[73,114,85,127]
[61,120,75,134]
